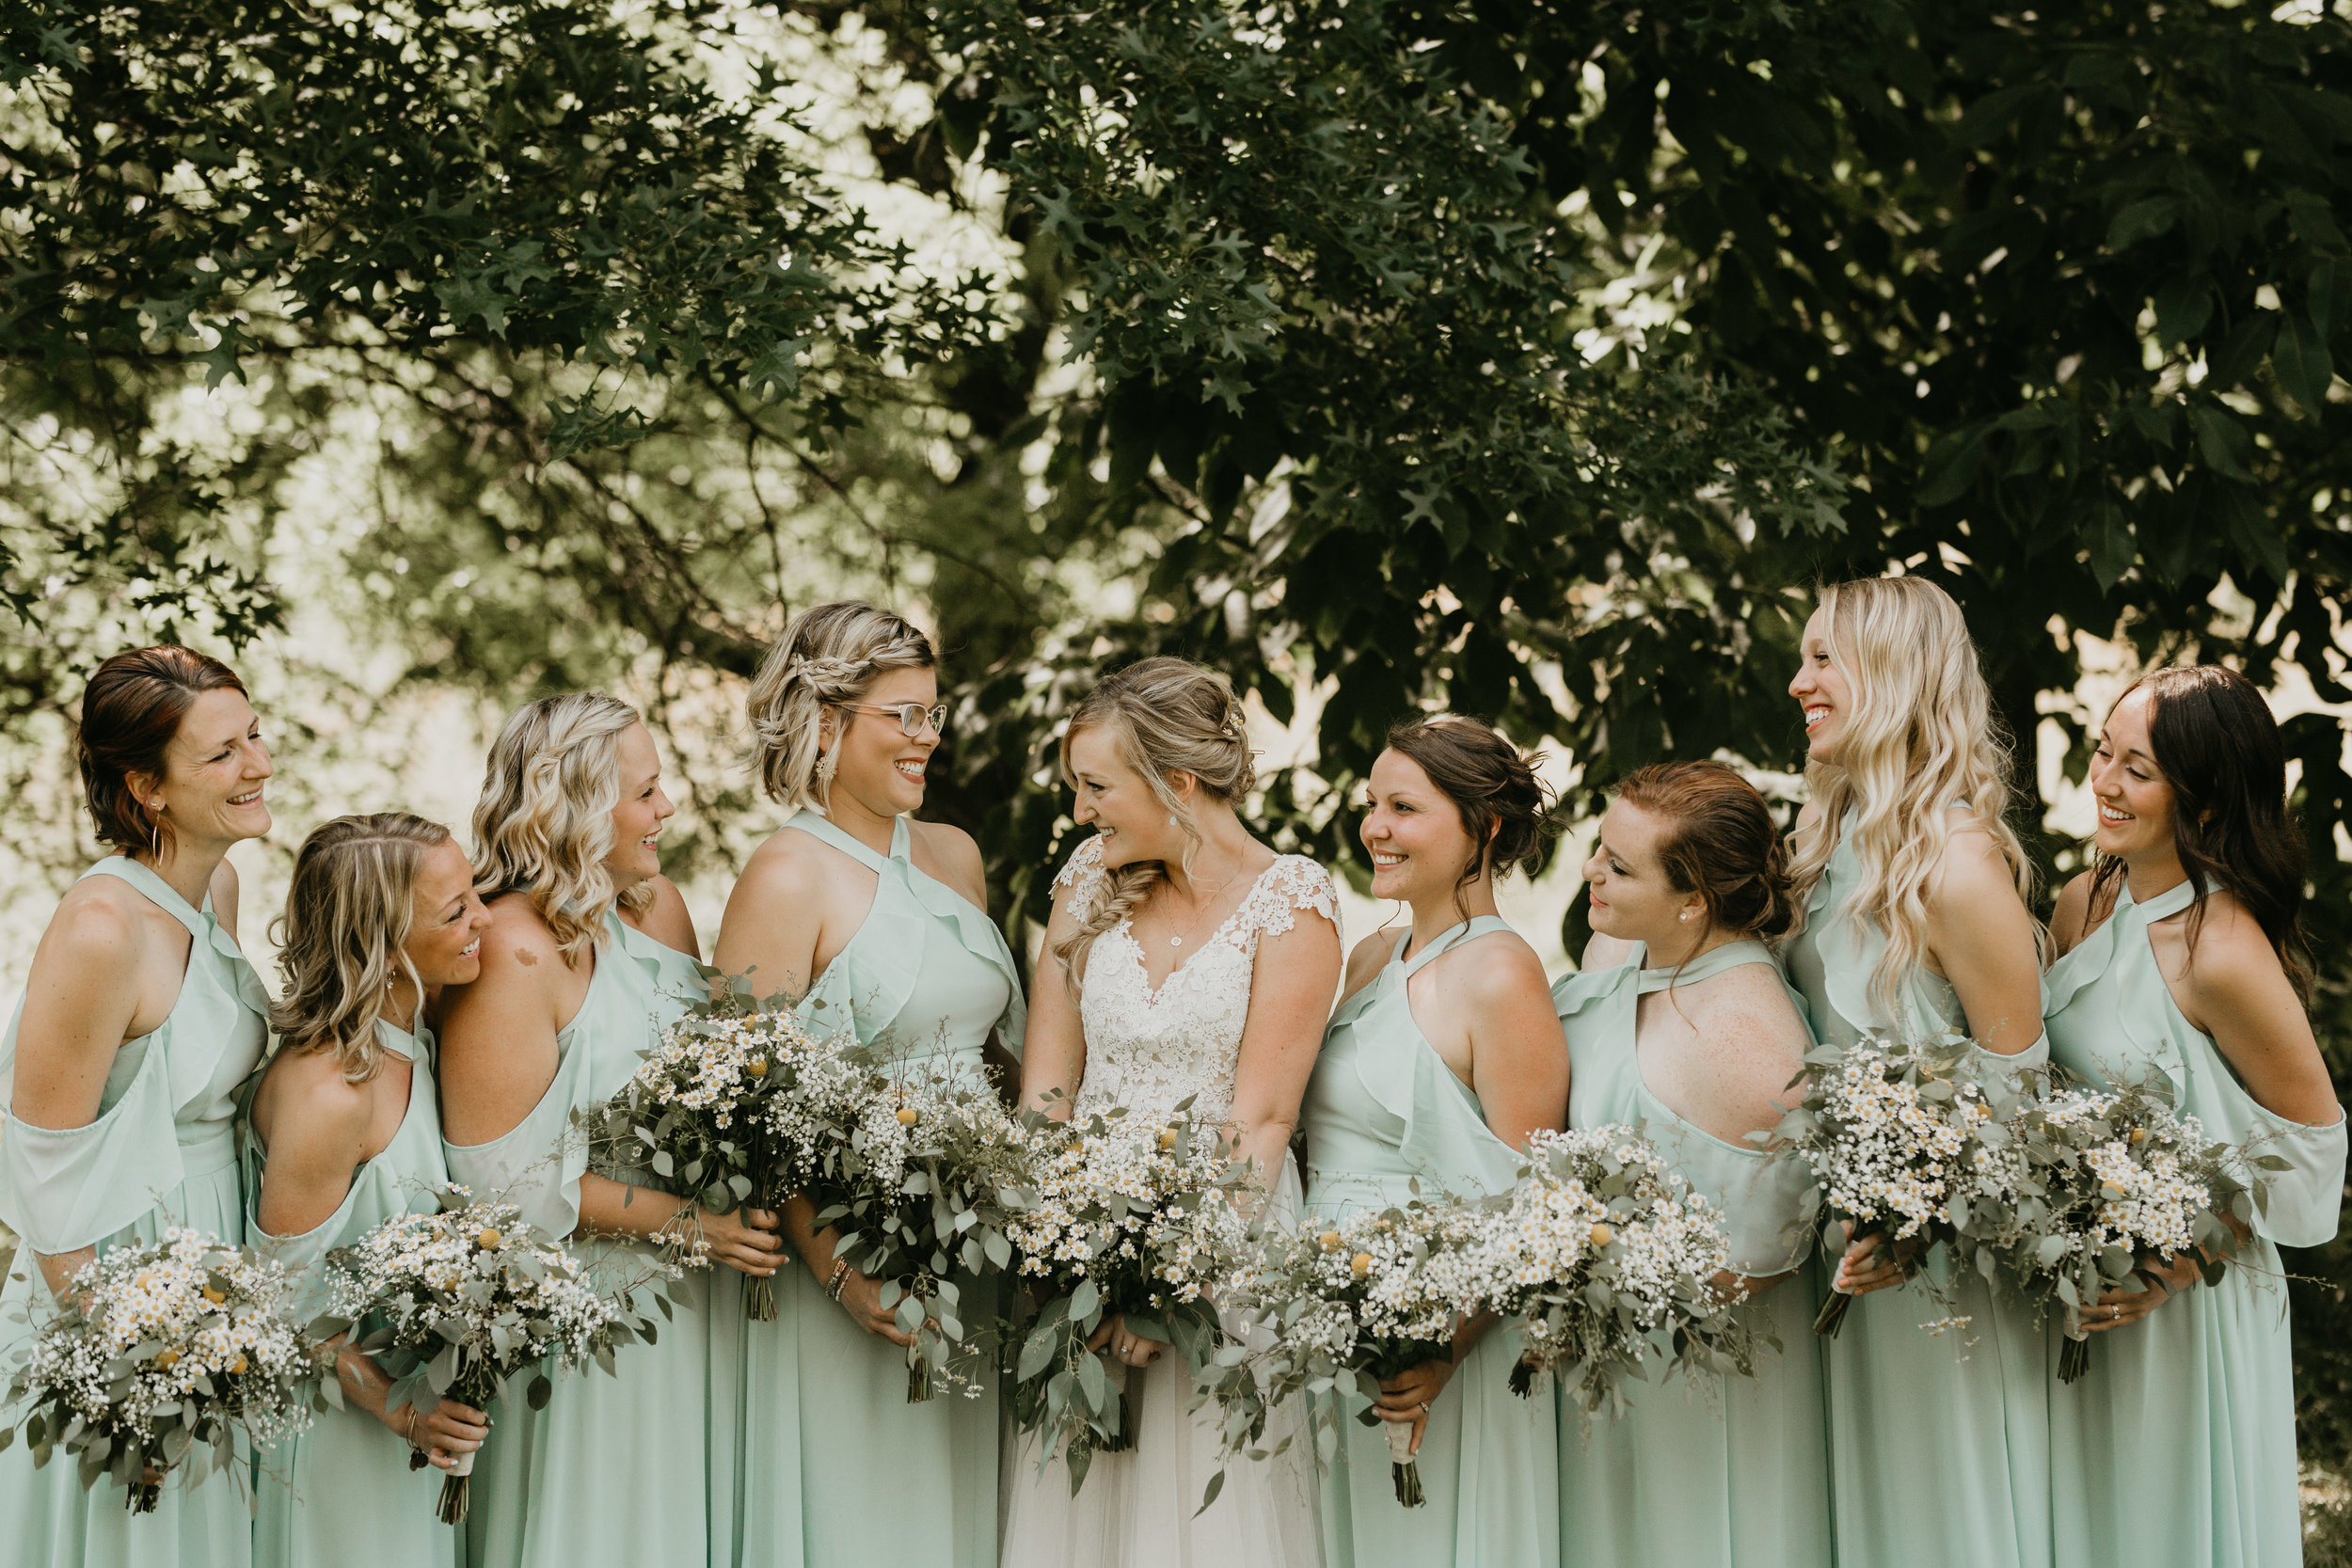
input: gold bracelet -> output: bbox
[826,1259,851,1303]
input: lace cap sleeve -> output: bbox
[1240,857,1343,947]
[1052,832,1110,914]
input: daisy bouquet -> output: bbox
[1772,1034,2012,1337]
[320,1185,642,1525]
[1225,1196,1484,1508]
[1947,1075,2262,1383]
[775,1043,1038,1402]
[1483,1127,1748,1417]
[585,975,827,1321]
[0,1228,320,1513]
[1001,1100,1256,1491]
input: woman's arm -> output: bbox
[11,895,154,1298]
[711,840,829,1006]
[1223,899,1343,1189]
[1017,879,1090,1118]
[1924,828,2047,1056]
[2177,898,2339,1126]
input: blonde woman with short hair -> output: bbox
[713,601,1025,1568]
[437,694,781,1568]
[1782,576,2053,1568]
[246,814,491,1568]
[1001,656,1342,1566]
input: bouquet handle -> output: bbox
[437,1446,478,1526]
[1384,1416,1423,1508]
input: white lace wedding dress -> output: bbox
[999,834,1336,1568]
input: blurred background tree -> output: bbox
[3,0,2349,1484]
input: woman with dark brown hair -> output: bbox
[1299,714,1568,1568]
[2043,665,2344,1568]
[0,646,274,1566]
[1551,759,1830,1568]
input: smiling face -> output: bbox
[604,721,675,893]
[404,837,491,988]
[1788,608,1855,765]
[136,687,274,854]
[1067,722,1187,871]
[2089,686,2179,863]
[826,665,939,822]
[1582,799,1703,947]
[1360,747,1480,906]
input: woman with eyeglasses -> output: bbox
[712,601,1025,1568]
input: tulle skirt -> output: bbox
[997,1154,1321,1568]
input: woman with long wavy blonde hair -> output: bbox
[437,693,780,1568]
[1782,575,2053,1568]
[246,814,491,1567]
[713,601,1025,1568]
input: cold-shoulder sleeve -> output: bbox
[1052,833,1111,911]
[1241,857,1343,947]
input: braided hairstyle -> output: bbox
[744,601,936,816]
[1053,657,1255,985]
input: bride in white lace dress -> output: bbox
[1003,658,1343,1568]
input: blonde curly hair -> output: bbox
[1053,657,1255,986]
[744,601,935,816]
[471,692,653,965]
[1785,576,2039,1021]
[269,813,453,1084]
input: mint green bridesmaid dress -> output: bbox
[1782,820,2053,1568]
[1299,917,1559,1568]
[249,1020,459,1568]
[741,811,1023,1568]
[442,908,736,1568]
[1551,941,1832,1568]
[0,857,268,1567]
[2043,876,2346,1567]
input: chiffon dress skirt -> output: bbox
[1782,818,2053,1568]
[442,911,735,1568]
[2042,877,2347,1568]
[741,810,1025,1568]
[0,857,269,1568]
[248,1021,460,1568]
[1552,942,1834,1568]
[998,833,1333,1568]
[1300,918,1557,1568]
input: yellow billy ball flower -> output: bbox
[1588,1224,1614,1248]
[897,1106,921,1126]
[747,1058,768,1077]
[1350,1252,1375,1278]
[1318,1231,1343,1251]
[1157,1129,1179,1150]
[477,1228,503,1250]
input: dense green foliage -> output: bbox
[3,0,2348,1464]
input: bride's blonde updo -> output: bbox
[1053,657,1255,983]
[745,600,935,816]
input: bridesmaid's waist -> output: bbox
[178,1123,238,1176]
[1305,1169,1423,1216]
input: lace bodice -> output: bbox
[1056,834,1340,1124]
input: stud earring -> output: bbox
[1679,911,1691,922]
[1167,814,1177,826]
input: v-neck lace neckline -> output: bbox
[1115,858,1285,999]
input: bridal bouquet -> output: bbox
[1227,1196,1486,1508]
[1484,1127,1748,1417]
[1001,1100,1256,1490]
[585,975,827,1320]
[1945,1075,2262,1383]
[776,1044,1037,1402]
[0,1228,321,1512]
[319,1185,642,1525]
[1772,1034,2014,1336]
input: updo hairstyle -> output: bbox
[744,601,935,816]
[2088,664,2309,995]
[1382,715,1555,910]
[270,814,453,1084]
[1052,657,1256,982]
[1614,760,1798,943]
[470,691,650,963]
[76,645,248,857]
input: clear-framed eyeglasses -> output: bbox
[837,701,948,737]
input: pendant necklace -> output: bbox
[1163,863,1244,949]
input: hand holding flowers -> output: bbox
[0,1228,319,1513]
